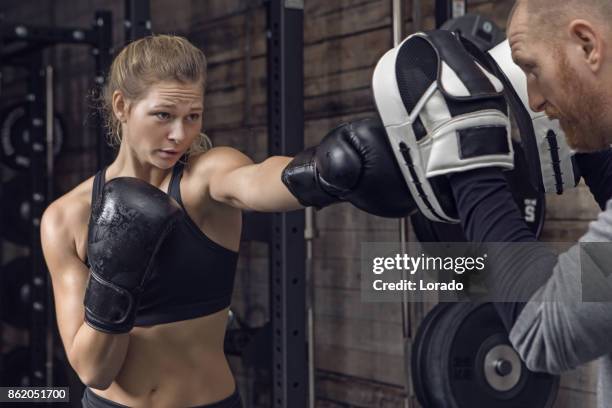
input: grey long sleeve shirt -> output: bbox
[510,202,612,408]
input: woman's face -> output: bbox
[116,80,204,169]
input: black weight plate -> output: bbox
[411,303,454,408]
[412,303,559,408]
[0,175,31,246]
[0,257,31,329]
[411,141,546,243]
[440,13,505,53]
[0,103,65,171]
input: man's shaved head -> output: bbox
[513,0,612,40]
[525,0,612,17]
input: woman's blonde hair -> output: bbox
[101,34,212,155]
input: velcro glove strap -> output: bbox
[281,147,340,208]
[83,270,138,334]
[425,111,513,177]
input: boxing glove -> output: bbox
[281,117,417,218]
[84,177,182,334]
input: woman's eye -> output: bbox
[187,113,200,121]
[155,112,170,120]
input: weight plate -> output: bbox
[0,103,65,171]
[440,13,505,52]
[412,302,559,407]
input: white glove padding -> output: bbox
[476,39,580,194]
[372,30,512,223]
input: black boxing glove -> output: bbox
[281,117,417,218]
[84,177,182,334]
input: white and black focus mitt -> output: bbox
[372,30,512,223]
[465,38,580,194]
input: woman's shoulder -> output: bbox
[42,175,96,242]
[179,147,253,210]
[185,146,253,176]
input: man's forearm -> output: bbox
[448,168,556,331]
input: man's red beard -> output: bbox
[549,48,610,152]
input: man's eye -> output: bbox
[155,112,170,120]
[527,66,539,78]
[523,62,536,71]
[187,113,201,121]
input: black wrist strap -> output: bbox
[83,271,138,334]
[281,147,339,208]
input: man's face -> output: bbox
[507,1,610,151]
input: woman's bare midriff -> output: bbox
[91,308,235,408]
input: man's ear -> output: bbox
[112,90,129,123]
[568,19,603,72]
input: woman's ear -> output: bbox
[112,90,129,123]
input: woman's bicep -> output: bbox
[41,206,90,362]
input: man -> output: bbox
[445,1,612,407]
[508,0,612,152]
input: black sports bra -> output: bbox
[90,162,239,326]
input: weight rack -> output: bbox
[0,11,112,387]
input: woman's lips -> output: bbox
[157,149,180,159]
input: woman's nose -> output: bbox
[168,123,187,144]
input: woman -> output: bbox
[40,35,410,408]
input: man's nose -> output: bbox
[527,83,546,112]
